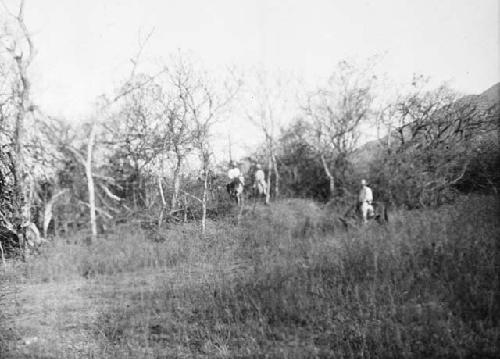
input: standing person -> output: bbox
[359,179,374,223]
[253,163,268,204]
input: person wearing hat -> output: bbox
[359,179,374,222]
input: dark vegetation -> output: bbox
[274,83,499,206]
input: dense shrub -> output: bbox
[368,85,498,208]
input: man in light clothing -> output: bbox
[254,164,267,193]
[359,179,374,223]
[226,162,245,202]
[227,162,244,186]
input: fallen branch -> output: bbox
[95,190,120,214]
[158,176,166,207]
[0,241,5,272]
[64,145,86,167]
[180,190,203,204]
[78,201,113,220]
[99,183,122,201]
[93,174,120,185]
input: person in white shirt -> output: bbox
[226,162,245,203]
[253,163,267,195]
[359,179,374,223]
[227,162,244,186]
[227,165,240,180]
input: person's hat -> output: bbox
[361,179,367,185]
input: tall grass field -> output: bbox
[1,195,498,358]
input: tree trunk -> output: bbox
[12,101,27,258]
[266,155,272,204]
[86,123,97,240]
[171,155,183,210]
[135,161,143,208]
[10,0,35,258]
[43,189,68,238]
[227,133,232,162]
[272,153,279,198]
[158,175,166,207]
[158,175,166,230]
[387,123,392,149]
[25,174,35,223]
[13,74,29,254]
[320,154,335,200]
[201,169,208,235]
[328,176,335,199]
[183,194,188,223]
[0,240,5,271]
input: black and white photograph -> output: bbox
[0,0,498,357]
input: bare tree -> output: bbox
[0,0,36,254]
[303,60,376,200]
[86,121,98,237]
[188,65,239,233]
[68,32,159,241]
[159,54,240,221]
[159,54,240,233]
[104,76,164,208]
[160,56,198,211]
[246,70,292,202]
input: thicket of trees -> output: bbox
[1,2,241,250]
[1,1,498,255]
[267,79,498,207]
[368,82,498,207]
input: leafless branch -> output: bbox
[180,190,203,204]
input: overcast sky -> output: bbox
[3,0,498,159]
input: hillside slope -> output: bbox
[351,82,500,176]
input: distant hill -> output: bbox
[470,82,500,111]
[351,82,500,176]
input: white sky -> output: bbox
[3,0,499,159]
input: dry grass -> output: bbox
[1,195,498,358]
